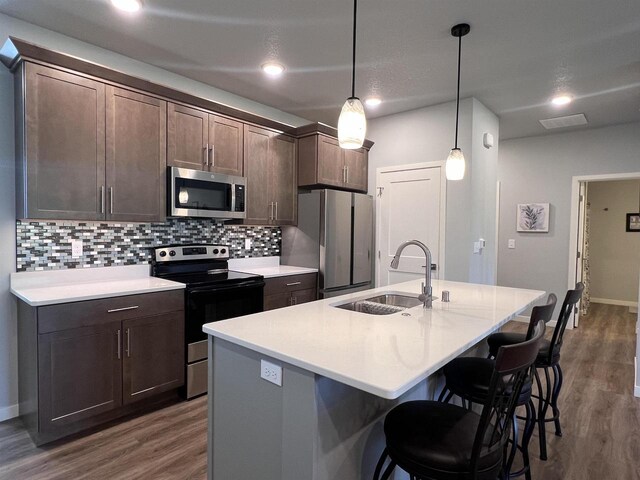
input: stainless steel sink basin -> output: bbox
[333,293,422,315]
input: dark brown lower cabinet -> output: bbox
[38,322,123,434]
[123,313,184,405]
[263,273,318,311]
[18,291,185,445]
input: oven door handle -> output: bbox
[188,280,265,295]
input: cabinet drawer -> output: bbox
[263,273,317,296]
[38,290,184,334]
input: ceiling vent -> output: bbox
[539,113,588,130]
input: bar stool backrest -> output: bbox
[470,320,546,476]
[544,283,584,365]
[524,293,557,340]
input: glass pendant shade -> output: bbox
[338,97,366,149]
[445,148,465,181]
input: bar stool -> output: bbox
[487,283,584,460]
[438,294,557,480]
[372,321,546,480]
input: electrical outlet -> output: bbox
[260,360,282,386]
[508,239,516,249]
[245,238,252,250]
[71,239,83,258]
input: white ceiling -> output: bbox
[1,0,639,139]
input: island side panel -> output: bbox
[208,337,318,480]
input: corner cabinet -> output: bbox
[16,62,166,221]
[17,290,184,445]
[167,102,243,176]
[243,125,297,225]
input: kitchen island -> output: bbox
[203,279,544,480]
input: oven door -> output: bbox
[185,280,265,347]
[170,167,246,219]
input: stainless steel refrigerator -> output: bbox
[281,189,373,298]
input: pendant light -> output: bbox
[338,0,366,149]
[446,23,470,181]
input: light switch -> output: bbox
[473,242,481,254]
[508,239,516,249]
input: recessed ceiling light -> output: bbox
[110,0,142,12]
[551,95,572,106]
[365,97,382,107]
[261,63,285,76]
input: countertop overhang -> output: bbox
[203,279,545,399]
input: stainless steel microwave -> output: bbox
[169,167,246,219]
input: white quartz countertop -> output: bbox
[11,265,185,307]
[204,279,545,399]
[228,256,317,278]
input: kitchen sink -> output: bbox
[333,293,423,315]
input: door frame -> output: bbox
[375,161,447,287]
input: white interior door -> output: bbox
[376,165,444,287]
[574,182,588,327]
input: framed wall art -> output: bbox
[517,203,550,233]
[626,213,640,232]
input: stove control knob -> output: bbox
[169,250,176,257]
[213,248,219,255]
[220,248,227,255]
[159,251,167,257]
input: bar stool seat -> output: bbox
[382,401,502,477]
[488,335,559,366]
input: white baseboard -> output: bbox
[635,358,640,398]
[0,404,19,422]
[513,315,557,328]
[591,297,638,308]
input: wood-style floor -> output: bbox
[0,303,638,479]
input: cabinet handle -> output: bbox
[269,202,274,221]
[116,329,121,360]
[204,144,209,166]
[343,166,346,183]
[274,201,278,221]
[107,305,139,313]
[100,186,105,214]
[286,281,301,287]
[210,145,215,167]
[126,328,131,357]
[109,187,114,215]
[346,166,349,184]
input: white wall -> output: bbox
[367,97,499,284]
[0,13,311,419]
[497,122,640,318]
[588,180,640,305]
[0,59,17,421]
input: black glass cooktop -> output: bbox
[158,270,262,288]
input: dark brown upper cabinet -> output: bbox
[167,102,243,176]
[298,132,370,193]
[106,86,166,222]
[17,62,167,222]
[21,63,106,220]
[243,125,297,226]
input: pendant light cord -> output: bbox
[454,33,462,149]
[351,0,358,98]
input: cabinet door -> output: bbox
[264,292,292,311]
[210,115,244,176]
[291,288,317,306]
[317,135,344,188]
[24,63,106,220]
[122,312,184,405]
[269,134,297,225]
[38,322,122,433]
[243,125,271,224]
[106,86,167,222]
[343,148,368,192]
[167,103,208,170]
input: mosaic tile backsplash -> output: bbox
[16,218,281,272]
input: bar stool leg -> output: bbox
[551,364,563,437]
[521,398,537,480]
[534,368,549,460]
[373,448,396,480]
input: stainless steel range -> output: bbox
[152,244,264,399]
